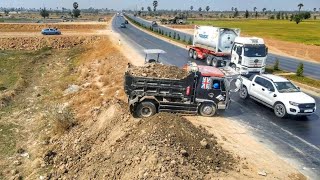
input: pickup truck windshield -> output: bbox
[244,45,267,57]
[274,82,300,93]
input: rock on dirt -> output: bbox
[127,63,189,79]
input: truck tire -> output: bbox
[239,86,248,99]
[188,49,194,58]
[193,51,198,60]
[274,102,287,118]
[136,101,157,118]
[206,56,212,66]
[212,58,217,67]
[199,103,216,117]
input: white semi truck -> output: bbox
[188,26,268,75]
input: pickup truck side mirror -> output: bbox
[297,86,300,90]
[268,88,275,92]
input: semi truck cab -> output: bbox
[230,37,268,74]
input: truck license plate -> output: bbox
[304,109,313,113]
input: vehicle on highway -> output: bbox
[189,26,267,75]
[41,28,61,35]
[151,21,158,27]
[125,63,238,118]
[120,23,126,28]
[143,49,166,63]
[239,74,316,118]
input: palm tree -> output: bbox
[253,7,257,12]
[314,8,317,12]
[73,2,79,9]
[206,6,210,12]
[190,5,193,11]
[153,0,158,12]
[231,7,234,12]
[198,7,202,12]
[147,6,151,12]
[298,3,304,12]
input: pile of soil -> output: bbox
[46,107,236,179]
[0,23,107,32]
[0,36,105,50]
[127,63,189,79]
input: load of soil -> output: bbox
[127,63,189,79]
[46,108,236,179]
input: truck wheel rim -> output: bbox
[240,88,247,97]
[189,50,193,57]
[203,106,213,115]
[206,57,211,65]
[275,104,285,117]
[141,107,152,117]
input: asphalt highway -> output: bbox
[113,16,320,179]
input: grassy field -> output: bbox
[189,19,320,46]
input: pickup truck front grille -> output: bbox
[298,103,315,109]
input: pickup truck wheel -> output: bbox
[239,87,248,99]
[193,51,198,60]
[199,103,216,117]
[274,103,287,118]
[136,101,157,118]
[206,56,212,66]
[188,49,194,58]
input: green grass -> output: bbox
[0,123,19,157]
[283,75,320,89]
[189,19,320,46]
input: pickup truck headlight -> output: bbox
[289,101,299,106]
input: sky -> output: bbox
[0,0,319,11]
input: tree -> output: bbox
[298,3,304,12]
[296,63,304,76]
[234,8,239,17]
[231,7,234,12]
[245,10,249,18]
[206,6,210,12]
[190,6,194,11]
[147,6,151,12]
[253,7,257,12]
[141,7,144,11]
[198,7,202,12]
[293,14,302,24]
[255,11,258,18]
[4,9,9,16]
[314,8,317,12]
[262,8,267,15]
[302,12,311,19]
[72,2,81,18]
[40,8,49,19]
[153,1,158,12]
[73,2,79,9]
[276,12,281,19]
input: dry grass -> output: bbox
[50,105,76,135]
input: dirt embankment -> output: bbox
[0,23,107,32]
[0,36,105,50]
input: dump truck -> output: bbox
[189,26,268,75]
[124,63,239,118]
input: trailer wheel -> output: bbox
[199,103,216,117]
[206,56,212,66]
[188,49,194,58]
[193,51,198,60]
[136,101,157,118]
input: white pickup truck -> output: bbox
[239,74,316,118]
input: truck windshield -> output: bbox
[244,45,267,57]
[274,82,300,93]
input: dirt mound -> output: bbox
[127,63,189,79]
[47,107,236,179]
[0,23,107,32]
[0,36,105,50]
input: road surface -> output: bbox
[128,15,320,80]
[112,16,320,179]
